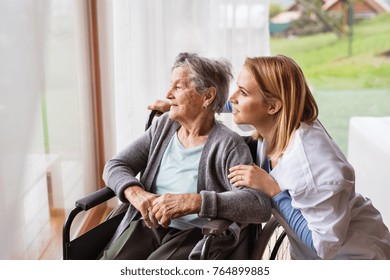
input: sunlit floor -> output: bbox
[40,159,85,260]
[39,212,64,260]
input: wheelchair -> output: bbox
[62,110,290,260]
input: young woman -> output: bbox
[227,55,390,259]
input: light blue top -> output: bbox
[261,152,315,252]
[155,132,208,230]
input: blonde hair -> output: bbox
[244,55,318,158]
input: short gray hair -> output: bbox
[172,52,233,113]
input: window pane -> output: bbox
[41,0,97,259]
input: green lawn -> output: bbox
[270,14,390,154]
[314,89,390,154]
[270,14,390,90]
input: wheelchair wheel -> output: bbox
[269,228,289,260]
[256,216,290,260]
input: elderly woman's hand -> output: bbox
[228,164,282,198]
[149,193,202,228]
[124,186,160,228]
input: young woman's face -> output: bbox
[166,67,204,123]
[229,67,271,128]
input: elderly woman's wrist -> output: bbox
[189,193,202,213]
[124,185,144,201]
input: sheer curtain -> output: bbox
[0,0,49,259]
[0,0,97,259]
[110,0,270,152]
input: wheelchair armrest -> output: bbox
[202,218,234,236]
[63,186,116,259]
[75,186,115,211]
[200,219,234,260]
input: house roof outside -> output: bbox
[271,0,390,25]
[323,0,390,14]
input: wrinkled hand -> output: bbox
[147,99,171,114]
[149,193,201,228]
[124,186,160,228]
[228,164,281,198]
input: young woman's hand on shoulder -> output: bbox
[228,164,281,198]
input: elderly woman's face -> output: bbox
[166,67,204,123]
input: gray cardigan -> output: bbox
[103,113,271,258]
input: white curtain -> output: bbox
[0,0,97,259]
[0,0,48,259]
[111,0,270,152]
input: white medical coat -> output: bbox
[258,120,390,259]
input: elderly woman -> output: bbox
[100,53,271,260]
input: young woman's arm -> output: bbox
[272,190,316,253]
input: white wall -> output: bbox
[348,117,390,228]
